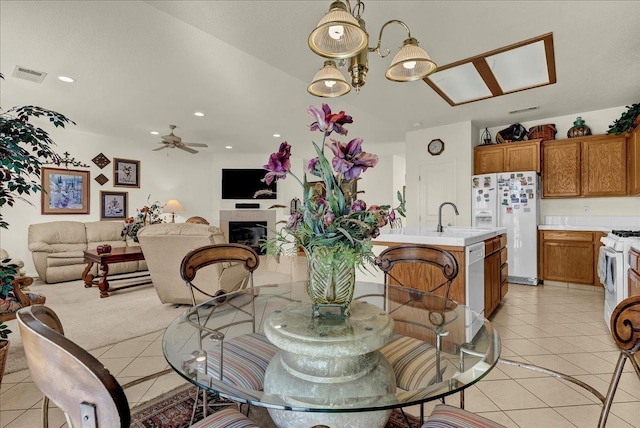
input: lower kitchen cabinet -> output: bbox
[539,230,606,286]
[484,234,507,317]
[629,247,640,297]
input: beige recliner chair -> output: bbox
[137,223,250,304]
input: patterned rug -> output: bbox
[130,385,422,427]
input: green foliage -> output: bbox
[607,103,640,135]
[0,73,76,229]
[0,323,11,340]
[0,262,18,339]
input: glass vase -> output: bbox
[306,246,356,317]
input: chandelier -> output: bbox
[307,0,437,97]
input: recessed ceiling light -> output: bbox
[273,133,281,138]
[150,131,159,135]
[57,76,76,83]
[194,112,205,117]
[413,122,423,127]
[225,145,233,149]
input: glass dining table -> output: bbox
[163,281,501,428]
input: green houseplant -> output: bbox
[607,102,640,135]
[262,104,405,317]
[0,72,75,383]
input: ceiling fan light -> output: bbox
[308,60,351,97]
[308,1,368,59]
[385,37,437,82]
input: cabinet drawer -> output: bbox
[499,234,507,249]
[540,230,594,242]
[630,248,640,273]
[500,248,508,265]
[500,264,508,283]
[484,238,497,255]
[501,281,509,299]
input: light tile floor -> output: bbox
[1,283,638,427]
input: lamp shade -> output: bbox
[308,0,368,59]
[308,60,351,97]
[164,199,185,213]
[385,37,437,82]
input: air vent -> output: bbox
[508,106,540,115]
[12,65,47,83]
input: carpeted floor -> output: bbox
[130,385,422,428]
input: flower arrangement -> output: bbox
[121,196,164,242]
[263,103,405,270]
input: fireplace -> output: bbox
[228,221,267,255]
[220,210,277,256]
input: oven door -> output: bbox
[598,246,624,328]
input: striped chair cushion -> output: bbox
[206,332,279,390]
[422,404,506,428]
[192,407,260,428]
[381,335,444,391]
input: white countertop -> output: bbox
[538,225,612,232]
[374,226,507,247]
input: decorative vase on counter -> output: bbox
[306,246,357,317]
[567,116,592,138]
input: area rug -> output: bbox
[4,277,187,373]
[130,385,421,428]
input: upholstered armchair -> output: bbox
[137,223,251,305]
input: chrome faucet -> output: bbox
[437,202,459,232]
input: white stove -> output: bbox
[599,230,640,330]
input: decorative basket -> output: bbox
[496,124,527,144]
[528,124,557,140]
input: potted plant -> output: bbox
[607,103,640,135]
[0,72,75,382]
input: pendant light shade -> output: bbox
[308,1,368,59]
[385,37,437,82]
[307,60,351,97]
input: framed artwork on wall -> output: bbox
[41,167,90,214]
[113,158,140,188]
[100,191,128,220]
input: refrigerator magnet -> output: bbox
[506,206,513,212]
[513,204,520,209]
[520,198,528,203]
[502,200,508,205]
[524,207,531,212]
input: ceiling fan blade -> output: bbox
[162,135,180,144]
[153,145,169,151]
[179,146,199,154]
[183,142,208,147]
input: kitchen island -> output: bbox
[373,226,507,317]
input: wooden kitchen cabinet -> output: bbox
[542,134,627,198]
[539,230,605,286]
[474,140,541,175]
[629,248,640,297]
[627,125,640,196]
[484,234,507,317]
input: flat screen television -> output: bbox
[221,168,277,199]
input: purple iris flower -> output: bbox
[307,157,322,177]
[308,104,352,136]
[327,138,378,180]
[351,199,367,212]
[287,212,303,229]
[324,210,335,225]
[263,142,291,185]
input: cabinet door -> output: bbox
[629,268,640,297]
[504,140,541,173]
[484,251,500,317]
[474,146,504,175]
[542,240,594,284]
[628,125,640,195]
[542,140,581,197]
[582,135,627,196]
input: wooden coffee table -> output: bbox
[82,247,151,298]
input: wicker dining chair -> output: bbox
[598,295,640,428]
[180,243,279,422]
[17,305,259,428]
[375,244,461,424]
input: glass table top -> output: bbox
[163,281,501,413]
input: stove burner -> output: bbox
[611,230,640,238]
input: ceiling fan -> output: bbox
[153,125,208,154]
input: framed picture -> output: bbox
[113,158,140,188]
[100,191,128,220]
[41,167,90,214]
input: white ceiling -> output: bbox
[1,1,639,155]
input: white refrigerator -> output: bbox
[472,171,540,286]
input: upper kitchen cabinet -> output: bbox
[473,139,541,175]
[628,124,640,196]
[542,134,627,198]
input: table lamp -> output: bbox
[164,199,185,223]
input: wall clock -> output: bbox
[428,138,445,156]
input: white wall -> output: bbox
[2,125,216,276]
